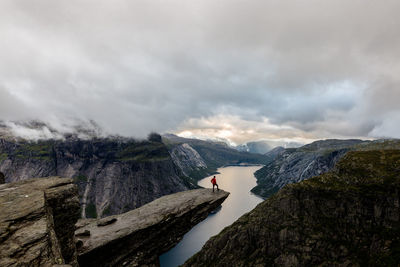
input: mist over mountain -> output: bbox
[235,140,303,154]
[0,120,106,141]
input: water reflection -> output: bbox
[159,166,263,267]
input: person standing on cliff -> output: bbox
[211,176,219,192]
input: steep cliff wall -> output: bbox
[0,138,196,218]
[252,139,379,198]
[185,150,400,266]
[253,146,350,198]
[0,177,80,266]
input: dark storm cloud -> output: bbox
[0,0,399,141]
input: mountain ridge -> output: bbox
[252,139,400,198]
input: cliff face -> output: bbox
[185,150,400,266]
[0,177,80,267]
[252,139,372,198]
[75,189,229,267]
[0,138,196,218]
[169,143,207,176]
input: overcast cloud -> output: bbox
[0,0,399,144]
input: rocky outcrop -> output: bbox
[185,150,400,266]
[0,177,228,267]
[0,177,80,266]
[0,171,4,184]
[252,139,369,198]
[75,189,229,267]
[0,138,197,218]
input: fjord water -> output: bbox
[159,166,263,267]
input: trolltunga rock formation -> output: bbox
[75,188,229,267]
[0,176,229,267]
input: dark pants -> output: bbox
[213,183,219,192]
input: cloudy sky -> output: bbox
[1,0,399,144]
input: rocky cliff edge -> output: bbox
[76,188,229,266]
[0,177,80,266]
[0,177,229,267]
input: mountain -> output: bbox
[0,129,270,219]
[184,149,400,266]
[0,136,197,218]
[163,134,270,180]
[252,139,400,198]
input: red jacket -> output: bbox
[211,177,216,185]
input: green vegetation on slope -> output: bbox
[14,141,54,160]
[0,153,7,162]
[115,141,170,162]
[85,203,97,218]
[302,150,400,192]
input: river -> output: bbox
[159,165,264,267]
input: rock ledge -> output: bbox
[76,188,229,266]
[0,177,80,267]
